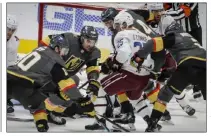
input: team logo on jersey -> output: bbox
[65,55,85,72]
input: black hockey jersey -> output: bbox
[7,46,65,86]
[137,22,206,66]
[41,32,101,80]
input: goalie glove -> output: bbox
[87,79,101,102]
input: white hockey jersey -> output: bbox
[7,36,20,67]
[149,15,175,36]
[114,29,154,76]
[157,15,175,36]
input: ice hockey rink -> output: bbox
[6,3,207,133]
[7,73,207,133]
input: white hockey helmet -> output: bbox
[148,3,164,11]
[7,14,18,30]
[113,11,134,31]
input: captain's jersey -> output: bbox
[114,29,154,76]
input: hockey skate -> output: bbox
[175,94,196,116]
[181,105,196,116]
[85,118,106,130]
[47,111,66,125]
[145,118,162,132]
[160,110,171,121]
[113,112,136,131]
[7,100,14,113]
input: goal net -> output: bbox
[37,3,147,62]
[38,3,120,62]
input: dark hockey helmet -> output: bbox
[49,34,69,56]
[80,25,98,41]
[80,26,98,51]
[101,7,119,22]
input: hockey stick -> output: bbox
[78,80,90,90]
[96,112,130,132]
[140,65,161,75]
[95,115,111,132]
[94,104,107,107]
[7,116,33,122]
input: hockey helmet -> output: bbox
[49,34,69,56]
[7,14,18,30]
[113,11,134,31]
[101,7,119,22]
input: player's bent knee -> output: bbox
[146,83,160,104]
[70,75,80,86]
[158,85,174,103]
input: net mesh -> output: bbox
[39,3,113,40]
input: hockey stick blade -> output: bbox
[95,115,111,132]
[7,116,33,122]
[96,113,130,132]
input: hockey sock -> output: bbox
[151,100,166,120]
[174,93,188,107]
[117,92,130,113]
[146,83,160,104]
[33,109,49,132]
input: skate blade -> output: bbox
[160,120,175,125]
[112,123,136,131]
[7,113,15,116]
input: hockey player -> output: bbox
[97,10,167,131]
[7,26,100,132]
[163,3,204,101]
[40,26,101,106]
[147,3,196,117]
[7,14,20,113]
[97,7,172,130]
[132,13,206,132]
[99,8,157,121]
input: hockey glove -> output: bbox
[157,67,176,82]
[64,96,95,117]
[130,52,144,72]
[149,72,161,81]
[101,56,123,74]
[87,79,101,102]
[101,57,113,74]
